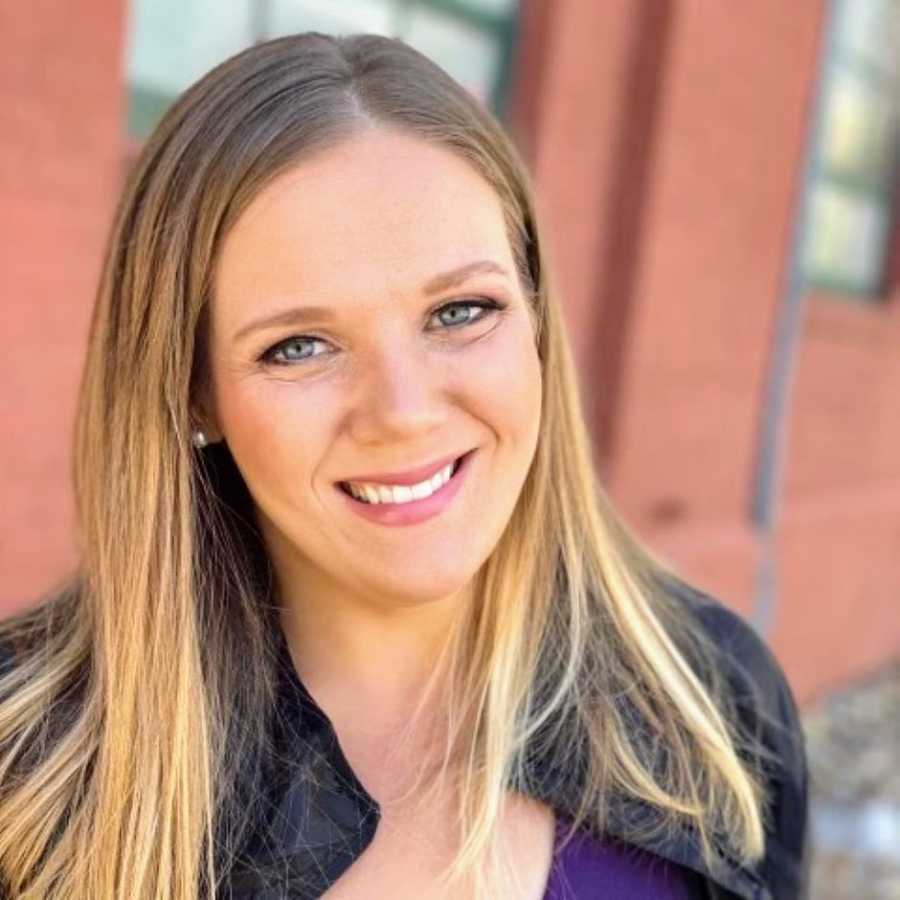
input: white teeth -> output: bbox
[345,460,457,505]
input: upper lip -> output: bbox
[339,450,471,486]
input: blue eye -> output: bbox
[262,336,330,365]
[430,299,501,329]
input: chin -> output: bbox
[364,571,474,609]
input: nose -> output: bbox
[347,338,447,445]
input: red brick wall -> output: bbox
[0,0,125,613]
[780,294,900,701]
[511,0,900,704]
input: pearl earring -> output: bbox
[192,429,209,449]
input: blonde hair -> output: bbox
[0,33,774,899]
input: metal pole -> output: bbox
[749,0,840,638]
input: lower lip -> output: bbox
[336,450,476,527]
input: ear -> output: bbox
[191,416,224,445]
[190,376,224,444]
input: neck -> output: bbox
[278,589,469,808]
[281,599,453,716]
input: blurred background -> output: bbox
[0,0,898,896]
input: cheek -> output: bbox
[465,319,542,440]
[211,374,331,504]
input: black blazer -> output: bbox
[223,577,810,899]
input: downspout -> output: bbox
[749,0,838,638]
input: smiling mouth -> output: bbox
[337,452,469,505]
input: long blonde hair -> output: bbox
[0,33,774,899]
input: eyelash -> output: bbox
[258,298,506,367]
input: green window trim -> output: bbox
[395,0,519,114]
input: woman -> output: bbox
[0,33,808,899]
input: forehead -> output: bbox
[214,127,515,318]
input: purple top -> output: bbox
[541,815,697,899]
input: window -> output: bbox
[124,0,520,142]
[801,0,899,299]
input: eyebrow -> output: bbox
[232,259,511,343]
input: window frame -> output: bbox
[124,0,521,144]
[800,0,899,302]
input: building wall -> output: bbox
[511,0,900,704]
[0,0,126,613]
[1,0,897,706]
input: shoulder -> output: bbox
[662,575,806,770]
[662,574,811,900]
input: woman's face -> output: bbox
[206,127,542,610]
